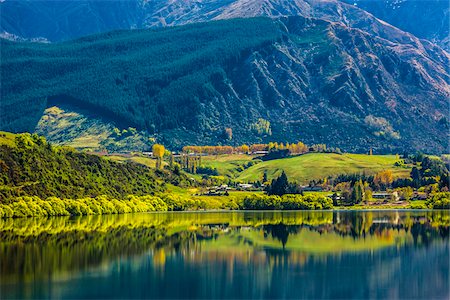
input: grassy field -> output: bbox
[235,153,411,184]
[200,154,259,177]
[93,152,412,186]
[105,155,163,168]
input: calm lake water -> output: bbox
[0,210,449,299]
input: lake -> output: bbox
[0,210,448,299]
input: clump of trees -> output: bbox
[183,145,234,155]
[266,171,302,196]
[0,195,169,218]
[182,141,340,156]
[242,194,333,210]
[426,192,450,209]
[250,118,272,136]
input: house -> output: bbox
[237,183,254,190]
[411,192,427,200]
[372,191,399,201]
[328,194,344,201]
[219,184,231,191]
[252,151,269,155]
[302,186,323,192]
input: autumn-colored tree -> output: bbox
[182,140,311,156]
[373,170,394,189]
[250,144,268,153]
[152,144,165,169]
[240,144,250,154]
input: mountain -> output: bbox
[0,0,143,42]
[1,17,449,153]
[1,0,448,49]
[340,0,449,50]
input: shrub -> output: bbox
[427,192,450,209]
[242,194,333,210]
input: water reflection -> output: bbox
[0,211,448,299]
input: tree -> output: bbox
[341,189,352,205]
[374,170,393,190]
[363,182,372,204]
[152,144,165,169]
[267,171,289,196]
[351,180,364,204]
[263,170,268,184]
[241,144,250,154]
[411,167,422,188]
[395,187,413,201]
[169,153,174,168]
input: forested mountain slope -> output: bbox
[1,17,448,152]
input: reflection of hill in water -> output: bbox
[0,211,448,287]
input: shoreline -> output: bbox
[1,207,446,220]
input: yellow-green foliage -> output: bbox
[427,192,450,209]
[242,193,333,210]
[0,191,335,218]
[0,132,188,201]
[0,195,169,218]
[0,131,16,147]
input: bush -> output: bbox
[242,194,333,210]
[427,192,450,209]
[409,201,428,209]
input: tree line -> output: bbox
[182,141,340,155]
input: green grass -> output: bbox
[0,131,17,147]
[200,154,259,177]
[236,153,411,184]
[105,155,163,168]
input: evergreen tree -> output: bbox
[411,167,422,188]
[268,171,289,196]
[263,170,268,184]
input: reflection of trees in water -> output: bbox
[0,211,448,284]
[330,211,449,242]
[262,223,301,249]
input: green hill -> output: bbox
[0,132,188,201]
[235,153,411,184]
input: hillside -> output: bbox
[1,17,448,152]
[36,105,153,152]
[341,0,449,50]
[199,153,411,184]
[0,132,189,201]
